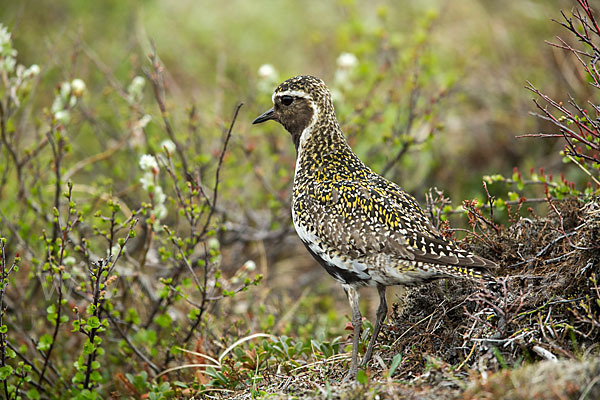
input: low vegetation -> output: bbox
[0,0,599,399]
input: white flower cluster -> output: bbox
[0,23,41,107]
[127,75,146,104]
[135,114,152,131]
[139,154,168,227]
[127,76,151,148]
[51,78,86,123]
[333,52,359,101]
[0,24,17,73]
[337,52,359,69]
[160,139,176,156]
[257,64,279,93]
[139,154,159,173]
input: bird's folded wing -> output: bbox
[296,179,496,271]
[407,232,497,270]
[369,177,497,270]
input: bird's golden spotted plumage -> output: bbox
[253,74,497,380]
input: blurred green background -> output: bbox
[1,0,585,310]
[3,0,583,205]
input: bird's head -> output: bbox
[253,75,334,149]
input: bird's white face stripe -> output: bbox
[297,101,320,156]
[272,90,311,104]
[292,99,320,181]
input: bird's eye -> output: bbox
[281,95,294,106]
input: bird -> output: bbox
[252,75,497,380]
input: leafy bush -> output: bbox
[0,24,263,398]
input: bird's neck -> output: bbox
[294,118,364,182]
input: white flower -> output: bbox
[208,238,220,250]
[130,76,145,92]
[153,185,167,204]
[71,78,86,97]
[334,53,358,91]
[257,64,279,93]
[160,139,176,155]
[54,110,70,123]
[337,52,358,69]
[153,203,168,220]
[0,56,16,73]
[243,260,256,272]
[0,24,17,66]
[139,154,159,172]
[60,82,71,99]
[0,24,11,49]
[137,114,152,129]
[51,96,64,113]
[55,79,80,110]
[139,172,155,190]
[127,76,146,103]
[258,64,277,80]
[25,64,40,78]
[63,256,76,267]
[130,115,152,148]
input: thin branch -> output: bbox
[199,102,243,237]
[144,41,190,175]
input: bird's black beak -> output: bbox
[252,107,276,124]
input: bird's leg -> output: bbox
[343,286,361,381]
[360,285,387,368]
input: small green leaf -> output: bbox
[388,353,402,377]
[83,341,95,355]
[26,388,40,400]
[87,316,100,329]
[154,313,172,328]
[356,369,368,384]
[0,365,13,380]
[37,334,53,352]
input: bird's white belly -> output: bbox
[292,207,373,285]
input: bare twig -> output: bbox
[144,41,190,175]
[199,102,243,237]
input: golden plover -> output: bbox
[253,75,496,379]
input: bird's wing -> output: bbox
[294,178,496,272]
[371,177,497,270]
